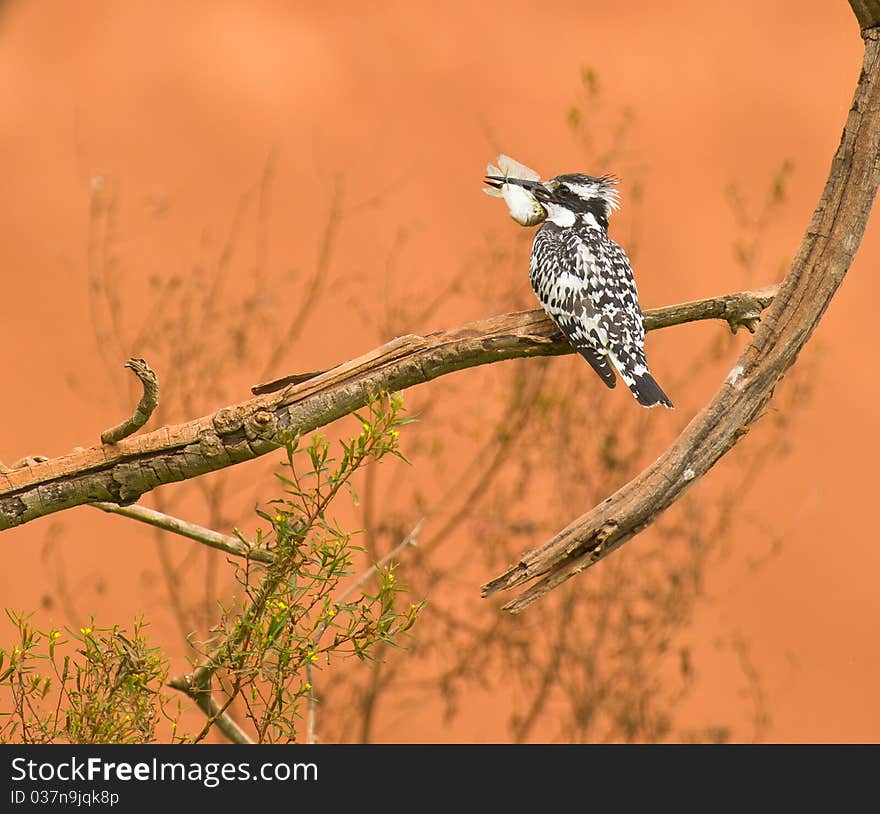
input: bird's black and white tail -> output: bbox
[629,371,674,409]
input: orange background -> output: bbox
[0,1,877,742]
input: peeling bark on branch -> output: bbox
[483,24,880,612]
[0,287,775,531]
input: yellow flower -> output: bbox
[80,627,92,636]
[303,682,312,692]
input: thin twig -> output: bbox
[306,662,317,745]
[100,358,159,444]
[90,501,273,564]
[167,674,254,744]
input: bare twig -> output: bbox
[0,287,777,530]
[100,358,159,444]
[483,24,880,612]
[90,501,273,564]
[306,662,317,745]
[166,674,254,744]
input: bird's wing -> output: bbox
[582,238,647,369]
[579,237,674,408]
[531,225,673,408]
[554,294,618,389]
[530,227,617,389]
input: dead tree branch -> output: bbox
[100,358,159,444]
[851,0,880,30]
[0,287,776,532]
[483,21,880,612]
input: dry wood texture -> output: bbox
[0,289,775,531]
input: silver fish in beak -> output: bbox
[483,154,548,227]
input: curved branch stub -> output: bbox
[101,358,159,444]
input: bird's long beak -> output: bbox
[485,175,541,190]
[485,175,552,201]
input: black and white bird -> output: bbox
[484,155,673,408]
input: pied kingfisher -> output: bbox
[484,155,672,408]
